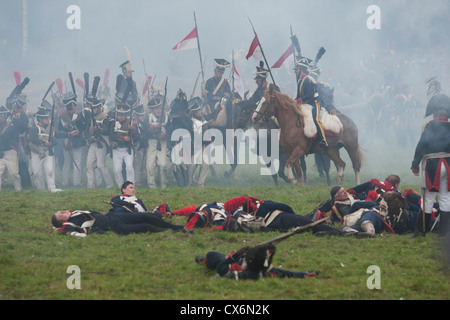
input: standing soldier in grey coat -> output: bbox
[143,96,168,189]
[28,107,61,192]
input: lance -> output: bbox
[193,11,205,84]
[248,17,276,86]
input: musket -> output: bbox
[44,81,56,155]
[103,200,135,213]
[253,218,328,248]
[162,76,168,110]
[42,81,55,104]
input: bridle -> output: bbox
[253,88,277,124]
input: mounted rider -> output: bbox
[240,61,270,112]
[202,58,231,127]
[294,56,328,150]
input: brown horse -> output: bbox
[253,84,363,185]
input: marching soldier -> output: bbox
[28,107,61,192]
[85,97,114,189]
[142,96,168,189]
[55,90,86,188]
[203,59,231,126]
[80,75,114,189]
[6,75,33,189]
[0,105,22,191]
[132,104,147,187]
[294,56,328,150]
[188,97,209,187]
[108,104,138,187]
[116,60,139,110]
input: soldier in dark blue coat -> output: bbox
[203,59,231,124]
[0,105,22,190]
[51,209,185,237]
[411,93,450,236]
[196,243,320,280]
[294,56,328,150]
[239,61,270,112]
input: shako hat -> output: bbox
[147,95,164,108]
[35,107,50,119]
[133,104,145,116]
[254,61,269,80]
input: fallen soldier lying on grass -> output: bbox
[51,209,187,237]
[195,222,324,280]
[196,243,320,280]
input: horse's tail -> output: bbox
[353,143,366,171]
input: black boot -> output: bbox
[438,211,450,237]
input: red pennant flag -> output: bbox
[246,35,262,61]
[172,28,198,51]
[272,44,294,69]
[142,75,152,96]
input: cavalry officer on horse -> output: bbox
[240,61,271,112]
[202,59,232,127]
[294,56,328,150]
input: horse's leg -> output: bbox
[300,156,307,184]
[286,146,305,185]
[278,146,290,184]
[293,160,303,186]
[287,165,297,185]
[325,148,346,185]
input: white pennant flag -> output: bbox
[172,28,198,51]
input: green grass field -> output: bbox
[1,157,449,301]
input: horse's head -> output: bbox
[252,84,277,124]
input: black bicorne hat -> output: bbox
[188,97,203,112]
[214,59,231,72]
[294,56,312,71]
[425,94,450,117]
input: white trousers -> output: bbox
[112,147,134,187]
[31,151,56,191]
[0,149,22,191]
[62,146,83,187]
[146,140,167,188]
[86,143,114,189]
[425,162,450,213]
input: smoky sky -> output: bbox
[1,0,449,106]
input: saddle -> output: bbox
[293,104,343,139]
